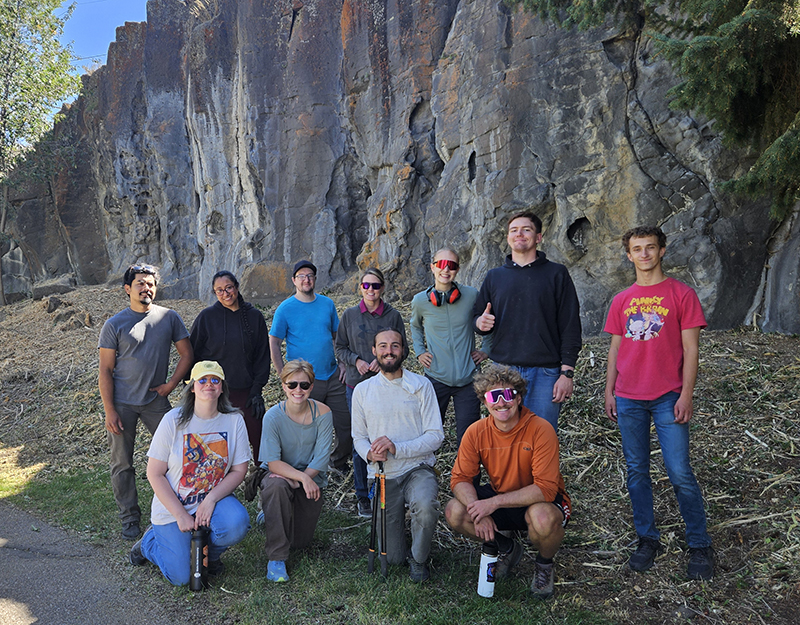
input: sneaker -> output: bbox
[208,559,225,577]
[121,521,141,540]
[267,560,289,582]
[494,540,523,579]
[255,510,265,526]
[629,537,662,572]
[129,538,147,566]
[530,560,554,599]
[408,557,430,583]
[357,497,372,518]
[687,546,715,581]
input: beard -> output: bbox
[378,355,404,374]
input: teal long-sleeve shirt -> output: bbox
[409,284,491,388]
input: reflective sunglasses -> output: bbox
[361,282,383,290]
[433,259,459,271]
[197,377,222,385]
[484,387,517,404]
[130,263,157,274]
[285,381,312,390]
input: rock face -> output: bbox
[5,0,797,333]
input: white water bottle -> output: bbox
[477,542,499,597]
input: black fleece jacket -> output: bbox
[473,252,582,368]
[189,300,271,395]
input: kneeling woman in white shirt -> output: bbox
[130,360,251,585]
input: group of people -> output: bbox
[98,212,714,595]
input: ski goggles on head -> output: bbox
[484,387,518,405]
[432,259,459,271]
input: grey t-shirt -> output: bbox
[98,305,190,406]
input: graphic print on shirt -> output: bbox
[179,432,229,505]
[622,295,668,341]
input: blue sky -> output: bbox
[60,0,149,73]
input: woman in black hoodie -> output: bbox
[190,271,271,460]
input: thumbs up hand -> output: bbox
[476,302,495,332]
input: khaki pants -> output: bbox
[260,474,324,561]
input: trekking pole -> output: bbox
[378,461,388,577]
[367,461,380,574]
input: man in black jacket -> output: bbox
[474,212,581,433]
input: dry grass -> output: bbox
[0,285,798,623]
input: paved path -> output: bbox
[0,501,181,625]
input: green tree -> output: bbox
[0,0,80,304]
[508,0,800,218]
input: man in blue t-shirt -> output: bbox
[269,260,351,471]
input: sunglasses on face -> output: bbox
[484,388,517,404]
[214,285,236,295]
[197,377,222,385]
[284,381,312,390]
[361,282,383,290]
[433,259,459,271]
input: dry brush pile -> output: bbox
[0,285,798,624]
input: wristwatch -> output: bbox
[559,369,574,379]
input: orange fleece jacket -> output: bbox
[451,407,571,508]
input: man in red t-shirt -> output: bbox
[604,226,714,581]
[445,365,571,599]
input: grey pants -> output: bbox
[373,465,440,565]
[309,374,351,469]
[260,474,324,561]
[108,395,171,523]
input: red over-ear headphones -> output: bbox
[427,283,462,306]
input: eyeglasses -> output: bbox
[284,380,312,390]
[197,377,222,385]
[361,282,383,290]
[295,273,315,281]
[433,259,459,271]
[214,285,236,295]
[484,388,517,404]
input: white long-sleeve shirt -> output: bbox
[351,369,444,480]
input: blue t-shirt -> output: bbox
[269,294,339,380]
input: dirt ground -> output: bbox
[0,284,798,624]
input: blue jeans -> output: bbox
[141,495,250,586]
[511,365,561,432]
[346,385,369,499]
[616,392,711,548]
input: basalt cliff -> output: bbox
[4,0,798,333]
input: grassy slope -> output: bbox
[0,286,798,624]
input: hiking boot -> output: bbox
[267,560,289,582]
[208,559,225,577]
[357,497,372,518]
[121,521,141,540]
[408,557,430,583]
[129,538,147,566]
[530,560,554,599]
[494,539,523,579]
[629,537,662,572]
[687,546,715,581]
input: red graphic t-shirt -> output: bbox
[604,278,706,400]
